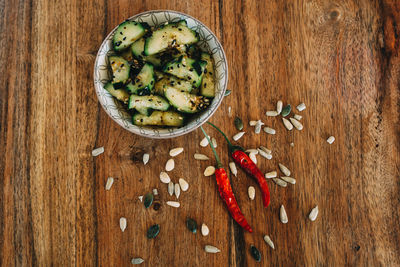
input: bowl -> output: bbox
[94,10,228,139]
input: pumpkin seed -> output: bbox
[249,153,257,164]
[327,136,335,144]
[289,118,303,130]
[280,205,288,223]
[147,224,160,239]
[169,147,184,157]
[263,127,276,135]
[159,171,171,183]
[120,217,127,232]
[224,90,231,96]
[265,171,277,179]
[255,120,264,134]
[234,116,244,130]
[296,102,306,111]
[204,166,216,176]
[166,201,180,208]
[248,186,255,200]
[233,131,245,141]
[131,257,144,264]
[294,114,302,120]
[309,206,319,221]
[276,100,283,114]
[266,110,279,116]
[168,182,174,196]
[179,178,189,191]
[174,183,181,199]
[282,118,293,130]
[91,147,104,157]
[263,235,275,249]
[105,177,114,190]
[281,176,296,184]
[229,162,237,177]
[144,193,153,208]
[186,218,198,233]
[200,136,210,147]
[165,158,175,171]
[201,223,209,236]
[250,245,261,262]
[211,137,217,148]
[281,104,291,117]
[249,120,257,126]
[272,178,287,187]
[278,163,291,176]
[194,153,210,160]
[143,153,149,165]
[205,245,220,253]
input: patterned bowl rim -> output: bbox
[94,10,228,139]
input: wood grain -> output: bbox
[0,0,399,266]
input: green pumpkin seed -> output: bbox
[147,224,160,239]
[281,104,291,117]
[186,218,197,233]
[143,193,153,208]
[224,90,231,96]
[234,116,244,131]
[250,245,261,262]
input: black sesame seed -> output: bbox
[151,81,154,84]
[140,119,143,122]
[187,76,191,80]
[209,72,213,75]
[204,68,207,74]
[182,64,186,67]
[123,37,126,40]
[177,81,181,85]
[177,64,180,68]
[178,28,182,31]
[120,64,124,67]
[204,83,207,88]
[189,68,193,72]
[111,61,115,64]
[120,32,123,34]
[148,99,153,101]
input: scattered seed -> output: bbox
[294,114,302,120]
[224,90,231,96]
[166,201,180,208]
[296,102,306,111]
[263,127,276,135]
[282,118,293,130]
[205,245,220,253]
[290,142,294,147]
[309,206,319,221]
[289,118,303,130]
[179,178,189,191]
[280,205,288,223]
[281,176,296,184]
[233,131,245,141]
[249,120,257,126]
[265,171,277,178]
[229,162,238,177]
[211,137,217,148]
[194,153,210,160]
[259,146,271,154]
[272,178,287,187]
[245,149,259,154]
[266,110,279,117]
[120,217,127,232]
[327,136,335,144]
[159,171,171,183]
[144,193,154,208]
[201,223,210,236]
[250,245,261,262]
[248,186,255,200]
[165,158,175,171]
[174,183,181,199]
[228,106,232,117]
[138,195,143,202]
[276,100,283,114]
[147,224,160,239]
[263,235,275,249]
[257,148,270,159]
[131,257,144,264]
[200,136,210,147]
[278,163,291,176]
[204,166,216,176]
[168,182,174,196]
[281,104,291,117]
[255,120,264,134]
[186,218,198,233]
[169,147,184,157]
[234,116,244,130]
[143,153,149,165]
[105,177,114,190]
[249,153,257,164]
[91,147,104,157]
[152,188,158,196]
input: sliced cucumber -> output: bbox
[113,21,146,51]
[125,63,155,95]
[164,86,210,113]
[119,49,134,61]
[144,20,198,56]
[163,55,206,88]
[133,111,184,127]
[109,56,130,85]
[154,75,193,95]
[104,82,130,103]
[200,53,215,97]
[131,38,163,66]
[128,95,170,115]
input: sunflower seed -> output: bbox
[281,104,291,117]
[255,120,264,134]
[165,158,175,171]
[265,171,277,178]
[229,162,237,177]
[280,205,288,223]
[281,176,296,184]
[91,147,104,157]
[144,193,153,208]
[131,258,144,264]
[147,224,160,239]
[211,137,217,148]
[120,217,127,232]
[263,127,276,135]
[169,147,184,157]
[294,114,302,120]
[143,153,149,165]
[233,131,245,141]
[166,201,180,208]
[327,136,335,144]
[179,178,189,191]
[105,177,114,190]
[296,102,306,111]
[290,142,294,147]
[168,182,174,196]
[272,178,287,187]
[309,206,319,221]
[263,235,275,249]
[282,117,293,130]
[250,245,261,262]
[257,148,270,159]
[152,188,158,196]
[228,106,232,117]
[138,195,143,202]
[186,218,197,233]
[204,166,216,176]
[224,89,231,96]
[276,100,283,114]
[289,118,303,130]
[174,183,181,199]
[245,149,259,154]
[200,136,210,147]
[194,153,210,160]
[259,146,271,154]
[205,245,220,253]
[278,163,291,176]
[249,120,257,126]
[159,171,171,183]
[234,116,244,130]
[249,153,257,164]
[248,186,255,200]
[201,223,209,236]
[266,110,279,117]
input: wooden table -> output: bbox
[1,0,399,266]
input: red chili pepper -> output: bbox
[207,122,271,208]
[200,126,253,233]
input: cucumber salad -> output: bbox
[104,19,216,127]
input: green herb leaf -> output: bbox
[281,104,291,117]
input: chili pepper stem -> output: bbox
[200,126,223,168]
[207,122,244,154]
